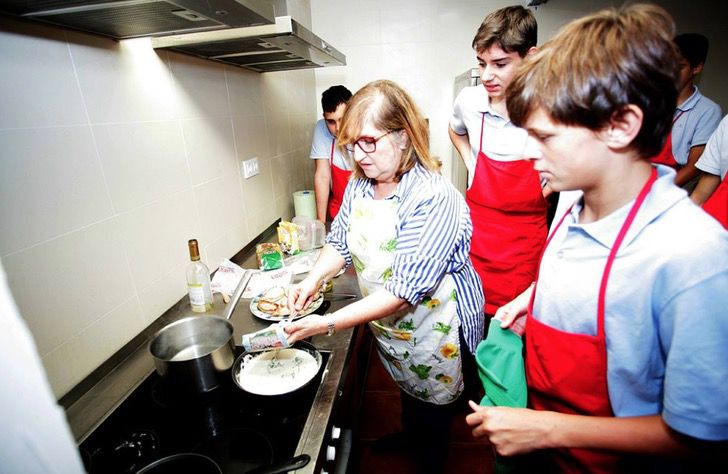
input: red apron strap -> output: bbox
[596,168,658,335]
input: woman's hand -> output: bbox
[494,283,533,330]
[287,275,322,316]
[465,400,555,456]
[283,315,328,344]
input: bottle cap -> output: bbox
[188,239,201,261]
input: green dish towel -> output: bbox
[476,318,527,473]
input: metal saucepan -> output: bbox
[231,340,323,397]
[148,270,252,394]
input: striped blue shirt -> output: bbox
[327,163,485,353]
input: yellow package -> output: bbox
[277,220,300,255]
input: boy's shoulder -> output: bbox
[455,85,489,110]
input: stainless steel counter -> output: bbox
[65,226,361,474]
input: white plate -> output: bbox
[249,292,323,321]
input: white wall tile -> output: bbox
[117,191,197,292]
[191,174,246,259]
[264,113,292,158]
[136,264,189,324]
[311,1,381,47]
[232,114,270,162]
[93,121,190,213]
[0,127,114,256]
[41,297,146,398]
[69,36,182,123]
[0,19,88,129]
[168,53,232,119]
[3,218,137,353]
[181,116,237,186]
[226,68,266,118]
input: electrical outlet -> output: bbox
[242,157,259,179]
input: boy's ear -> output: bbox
[601,105,643,149]
[692,62,704,77]
[525,46,538,58]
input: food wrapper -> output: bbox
[241,267,293,299]
[256,243,284,271]
[277,220,300,255]
[241,324,290,352]
[210,259,246,297]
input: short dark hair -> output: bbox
[472,5,537,57]
[674,33,709,68]
[506,3,680,159]
[321,85,352,113]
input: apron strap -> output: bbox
[596,167,657,336]
[479,113,485,154]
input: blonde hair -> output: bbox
[507,3,680,158]
[337,80,439,181]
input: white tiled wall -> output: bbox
[311,0,728,184]
[0,12,317,398]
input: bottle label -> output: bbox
[188,284,206,311]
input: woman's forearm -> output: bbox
[329,290,410,331]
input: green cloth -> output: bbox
[475,318,527,473]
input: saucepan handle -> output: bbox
[222,269,253,320]
[245,454,310,474]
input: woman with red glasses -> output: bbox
[285,80,485,474]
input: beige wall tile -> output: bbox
[168,53,232,119]
[117,191,197,292]
[3,218,136,353]
[0,127,114,255]
[181,116,238,186]
[41,297,146,398]
[0,19,87,128]
[93,121,189,213]
[69,36,182,123]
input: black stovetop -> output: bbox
[79,348,329,474]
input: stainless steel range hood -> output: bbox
[0,0,276,39]
[151,15,346,73]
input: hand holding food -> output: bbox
[283,315,328,345]
[287,274,322,315]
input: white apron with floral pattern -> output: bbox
[347,192,463,404]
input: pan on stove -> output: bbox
[231,341,323,397]
[135,451,310,474]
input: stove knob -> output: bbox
[331,426,341,440]
[326,445,336,462]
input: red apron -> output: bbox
[651,111,684,169]
[525,168,658,473]
[466,113,547,315]
[327,138,352,220]
[702,172,728,229]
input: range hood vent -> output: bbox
[152,16,346,73]
[0,0,276,39]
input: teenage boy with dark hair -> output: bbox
[652,32,722,190]
[310,85,353,222]
[466,4,728,472]
[449,5,549,329]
